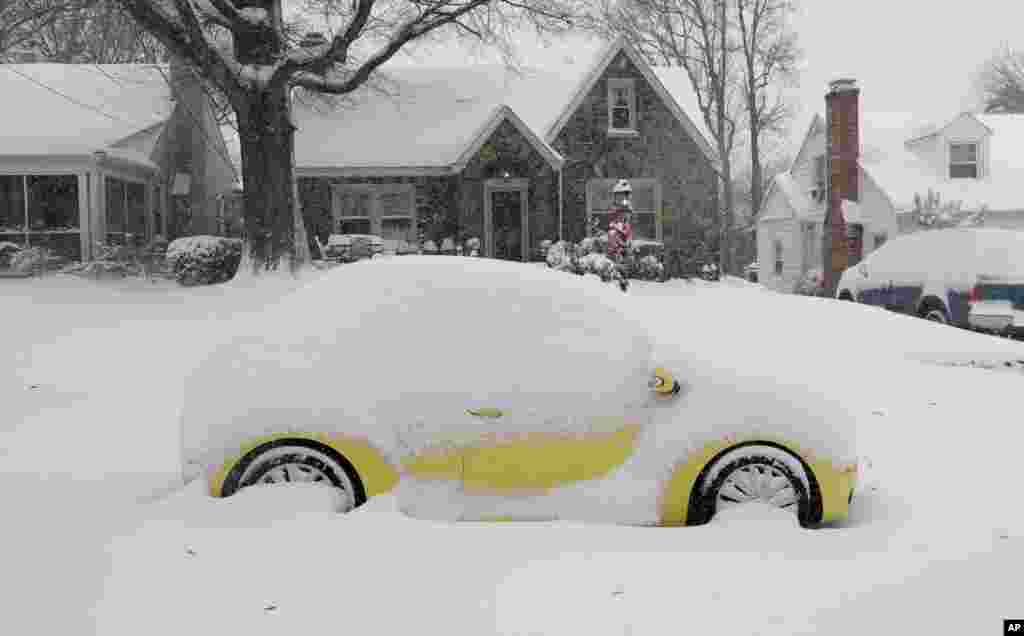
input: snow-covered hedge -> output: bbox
[543,235,665,284]
[166,236,243,286]
[0,241,22,269]
[793,268,825,296]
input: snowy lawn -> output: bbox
[3,271,1023,635]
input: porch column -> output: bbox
[77,173,90,260]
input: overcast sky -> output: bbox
[385,0,1023,155]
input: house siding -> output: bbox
[552,51,718,251]
[757,218,800,292]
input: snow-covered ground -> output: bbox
[3,271,1023,634]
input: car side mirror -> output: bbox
[650,367,681,397]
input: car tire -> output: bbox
[838,290,854,301]
[220,438,367,512]
[688,444,819,528]
[923,308,948,324]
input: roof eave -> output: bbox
[295,165,456,178]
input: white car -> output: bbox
[181,257,858,527]
[836,228,1024,331]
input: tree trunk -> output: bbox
[236,82,299,273]
[722,156,734,275]
[749,127,762,218]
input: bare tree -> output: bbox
[733,0,798,218]
[0,0,86,60]
[113,0,576,273]
[30,0,164,63]
[598,0,742,272]
[976,45,1024,113]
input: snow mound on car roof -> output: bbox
[181,257,655,465]
[856,228,1024,289]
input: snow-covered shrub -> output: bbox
[0,241,21,268]
[545,240,577,272]
[166,235,243,286]
[60,241,142,279]
[7,246,48,274]
[793,268,826,296]
[464,237,481,257]
[577,252,618,280]
[633,254,665,281]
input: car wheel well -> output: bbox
[917,294,948,318]
[220,437,367,505]
[686,440,823,528]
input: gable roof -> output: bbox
[865,112,1024,212]
[789,114,825,173]
[0,64,172,160]
[292,66,576,173]
[543,36,718,168]
[904,111,993,144]
[452,105,564,171]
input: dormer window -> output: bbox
[607,78,637,134]
[949,142,979,179]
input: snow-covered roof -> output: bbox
[863,113,1024,213]
[293,39,716,172]
[769,172,822,221]
[0,64,172,160]
[293,66,574,171]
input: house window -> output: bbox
[949,142,979,179]
[0,174,82,262]
[607,78,637,133]
[332,183,417,246]
[586,178,660,240]
[773,239,783,275]
[814,155,827,203]
[874,233,887,249]
[105,177,146,245]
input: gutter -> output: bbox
[558,167,564,242]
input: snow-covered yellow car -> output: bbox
[180,257,857,527]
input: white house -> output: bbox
[0,61,236,264]
[868,112,1024,233]
[757,102,899,293]
[758,94,1024,293]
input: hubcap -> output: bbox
[244,453,357,512]
[716,463,799,511]
[260,462,331,485]
[926,311,946,323]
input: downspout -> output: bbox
[558,166,564,242]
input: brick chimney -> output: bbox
[822,78,860,295]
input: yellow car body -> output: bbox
[185,257,858,527]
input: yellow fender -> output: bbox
[657,435,857,526]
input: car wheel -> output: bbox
[924,308,948,324]
[689,444,818,528]
[220,438,367,512]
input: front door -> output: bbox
[491,190,523,261]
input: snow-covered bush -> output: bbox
[545,240,577,272]
[793,268,826,296]
[7,246,47,274]
[0,241,21,269]
[633,254,665,281]
[166,235,243,286]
